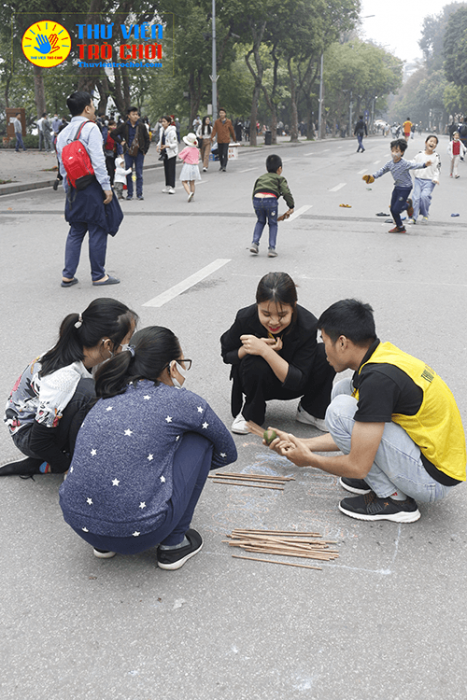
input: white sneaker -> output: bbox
[231,413,250,434]
[168,187,175,194]
[93,548,116,559]
[420,216,429,224]
[202,167,207,172]
[161,187,169,193]
[296,404,328,431]
[188,192,194,202]
[406,218,416,225]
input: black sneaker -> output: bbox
[157,529,203,570]
[338,491,421,523]
[339,477,371,495]
[0,456,50,477]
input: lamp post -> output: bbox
[210,0,218,122]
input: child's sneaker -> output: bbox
[157,529,203,570]
[420,216,429,224]
[250,243,259,254]
[268,248,278,257]
[388,226,406,233]
[338,492,421,523]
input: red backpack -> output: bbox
[61,120,95,190]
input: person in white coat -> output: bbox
[409,134,441,224]
[157,116,179,193]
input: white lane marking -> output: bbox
[322,149,330,152]
[358,168,367,175]
[373,160,381,164]
[287,205,312,221]
[196,179,209,185]
[303,152,314,156]
[240,167,259,173]
[329,183,346,192]
[143,259,231,308]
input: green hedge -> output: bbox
[0,134,40,149]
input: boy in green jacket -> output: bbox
[250,154,295,258]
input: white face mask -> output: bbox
[171,361,187,389]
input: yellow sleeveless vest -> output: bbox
[353,342,466,481]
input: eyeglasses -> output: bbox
[178,359,192,371]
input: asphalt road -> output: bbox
[1,134,467,700]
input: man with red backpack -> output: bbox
[57,91,120,288]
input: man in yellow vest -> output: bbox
[269,299,466,522]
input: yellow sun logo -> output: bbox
[22,20,71,68]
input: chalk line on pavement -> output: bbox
[287,205,313,221]
[329,183,346,192]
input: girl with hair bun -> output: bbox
[221,272,336,434]
[59,326,236,569]
[2,298,137,477]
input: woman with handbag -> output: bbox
[157,116,179,194]
[196,116,213,172]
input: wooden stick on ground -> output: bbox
[232,554,322,570]
[210,480,284,491]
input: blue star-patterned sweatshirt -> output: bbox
[59,380,237,537]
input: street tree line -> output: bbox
[1,0,403,142]
[390,2,467,130]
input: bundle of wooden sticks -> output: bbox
[208,472,293,491]
[225,529,339,570]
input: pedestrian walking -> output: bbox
[56,91,122,287]
[221,272,336,435]
[409,135,441,224]
[59,325,237,566]
[157,116,178,194]
[448,131,466,178]
[178,133,201,202]
[354,115,367,153]
[112,107,150,200]
[249,154,294,258]
[211,108,236,172]
[362,138,432,234]
[196,116,213,172]
[12,113,26,152]
[402,117,412,141]
[37,112,53,151]
[1,298,136,477]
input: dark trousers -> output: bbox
[163,155,176,187]
[15,133,26,151]
[62,220,108,281]
[218,142,229,169]
[105,154,115,185]
[236,344,336,424]
[13,378,95,463]
[69,432,213,555]
[390,186,412,228]
[124,151,144,197]
[356,133,365,151]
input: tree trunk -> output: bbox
[244,20,266,148]
[249,81,260,147]
[287,58,299,142]
[33,65,46,118]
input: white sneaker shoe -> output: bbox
[296,404,328,431]
[161,187,169,193]
[93,548,116,559]
[231,413,250,434]
[168,187,175,194]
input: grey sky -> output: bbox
[359,0,459,63]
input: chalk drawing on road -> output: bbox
[329,183,346,192]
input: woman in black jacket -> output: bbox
[220,272,335,434]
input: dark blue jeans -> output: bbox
[70,432,213,555]
[390,186,412,228]
[253,196,278,249]
[15,133,26,151]
[62,221,108,281]
[356,133,364,151]
[124,151,145,197]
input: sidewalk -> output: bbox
[0,134,342,197]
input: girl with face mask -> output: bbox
[59,326,237,569]
[220,272,336,435]
[2,298,137,477]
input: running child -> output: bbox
[409,134,441,224]
[178,133,201,202]
[447,132,466,179]
[362,139,432,234]
[250,154,295,258]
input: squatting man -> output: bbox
[268,299,465,523]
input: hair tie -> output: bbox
[74,314,83,329]
[128,345,135,357]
